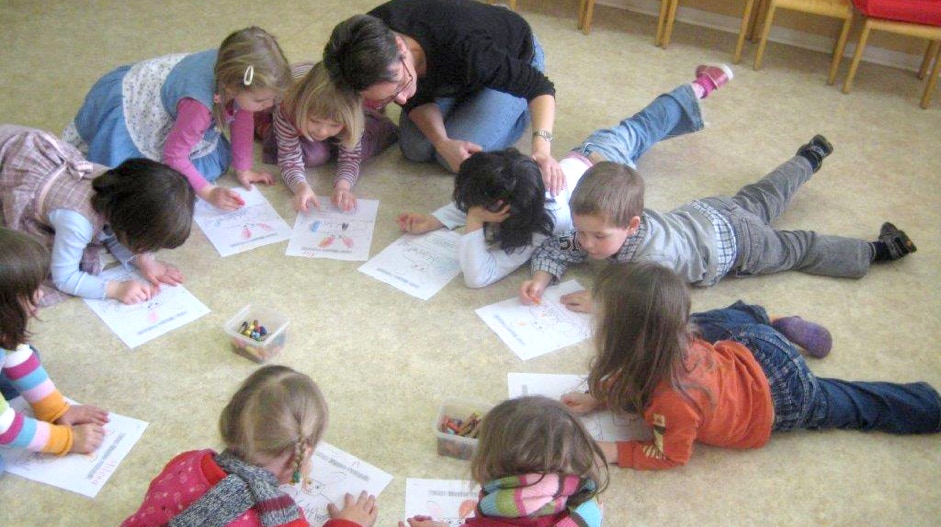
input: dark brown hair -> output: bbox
[471,396,608,506]
[569,161,645,228]
[91,158,195,254]
[0,228,50,349]
[589,263,711,414]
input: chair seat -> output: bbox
[853,0,941,26]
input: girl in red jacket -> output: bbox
[121,365,378,527]
[402,395,608,527]
[563,262,941,470]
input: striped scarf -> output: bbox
[477,474,603,527]
[168,451,302,527]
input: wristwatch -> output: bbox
[532,129,553,143]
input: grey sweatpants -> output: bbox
[703,157,871,279]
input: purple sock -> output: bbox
[772,316,832,359]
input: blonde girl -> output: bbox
[563,262,941,471]
[258,61,397,212]
[402,396,607,527]
[64,27,292,211]
[122,365,379,527]
[1,228,109,470]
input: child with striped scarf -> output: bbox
[402,396,608,527]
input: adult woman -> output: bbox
[324,0,564,194]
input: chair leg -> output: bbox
[734,0,756,64]
[579,0,596,35]
[918,40,940,80]
[843,21,872,94]
[827,17,852,86]
[656,0,670,46]
[754,0,777,70]
[921,41,941,108]
[662,0,680,48]
[750,0,768,43]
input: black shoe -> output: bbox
[879,222,917,260]
[796,135,833,173]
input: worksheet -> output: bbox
[281,441,393,527]
[475,280,592,360]
[358,230,462,300]
[193,186,292,257]
[507,373,652,442]
[285,200,379,261]
[84,267,210,349]
[404,478,480,526]
[0,397,148,498]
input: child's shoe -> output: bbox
[879,222,917,260]
[772,316,832,359]
[795,134,833,173]
[692,64,733,99]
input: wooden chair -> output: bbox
[657,0,761,60]
[842,0,941,109]
[753,0,854,85]
[578,0,596,35]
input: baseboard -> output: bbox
[596,0,926,72]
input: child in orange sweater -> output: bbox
[563,262,940,470]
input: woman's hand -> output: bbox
[532,151,564,196]
[327,491,379,527]
[434,138,482,173]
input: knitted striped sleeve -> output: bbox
[0,344,73,455]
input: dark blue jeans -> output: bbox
[691,302,941,435]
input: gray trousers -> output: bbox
[703,157,871,279]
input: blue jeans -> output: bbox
[398,35,547,171]
[571,84,703,167]
[692,302,941,435]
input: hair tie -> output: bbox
[243,65,254,86]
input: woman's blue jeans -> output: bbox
[692,302,941,435]
[398,35,547,171]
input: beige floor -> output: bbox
[1,1,939,525]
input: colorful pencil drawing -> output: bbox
[193,187,292,257]
[286,200,378,261]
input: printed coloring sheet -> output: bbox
[507,373,652,442]
[193,186,292,257]
[84,267,210,349]
[0,397,148,497]
[475,280,592,360]
[404,479,480,526]
[358,230,462,300]
[281,441,393,527]
[285,199,379,261]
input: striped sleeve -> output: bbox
[273,103,310,194]
[334,140,364,189]
[0,344,73,455]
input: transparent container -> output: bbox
[434,398,493,460]
[224,304,288,363]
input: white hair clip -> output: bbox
[243,65,254,86]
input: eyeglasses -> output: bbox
[377,56,413,106]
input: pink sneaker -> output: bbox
[694,63,734,91]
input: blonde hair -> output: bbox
[219,365,328,465]
[282,62,364,150]
[589,263,712,415]
[213,26,292,128]
[471,396,608,506]
[569,161,645,228]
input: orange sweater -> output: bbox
[617,339,774,470]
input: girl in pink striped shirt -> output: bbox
[0,228,109,464]
[257,62,397,212]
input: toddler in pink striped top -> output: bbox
[257,62,397,212]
